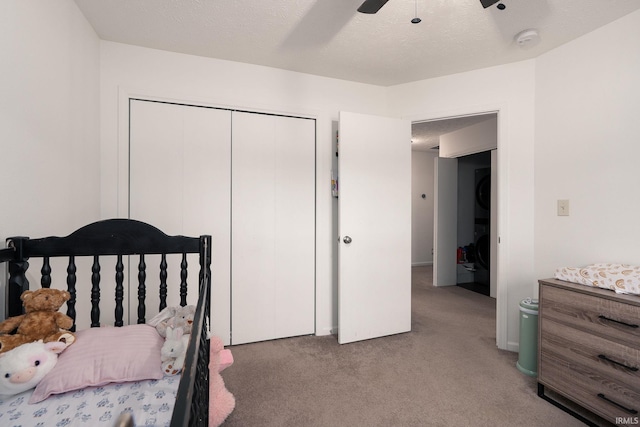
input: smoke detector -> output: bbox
[514,29,539,47]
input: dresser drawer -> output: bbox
[539,320,640,391]
[540,283,640,349]
[540,348,640,422]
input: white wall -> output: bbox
[411,151,438,265]
[0,1,100,320]
[99,41,391,336]
[440,117,497,158]
[389,61,536,350]
[534,10,640,283]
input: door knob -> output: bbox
[343,236,352,244]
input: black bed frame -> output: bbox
[0,219,211,427]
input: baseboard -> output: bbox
[316,327,335,337]
[412,261,433,267]
[507,340,519,353]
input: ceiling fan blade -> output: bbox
[479,0,500,8]
[357,0,390,14]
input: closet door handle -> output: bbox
[597,393,638,415]
[598,315,639,329]
[343,236,352,244]
[597,354,639,372]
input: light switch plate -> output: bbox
[557,199,569,216]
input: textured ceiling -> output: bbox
[73,0,640,87]
[73,0,640,148]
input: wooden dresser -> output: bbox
[538,278,640,425]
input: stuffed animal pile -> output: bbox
[148,305,196,375]
[0,288,75,354]
[0,288,76,397]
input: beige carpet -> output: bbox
[220,266,611,426]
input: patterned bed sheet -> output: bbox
[554,263,640,295]
[0,376,180,427]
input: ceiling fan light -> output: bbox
[411,0,421,24]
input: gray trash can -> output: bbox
[516,297,539,377]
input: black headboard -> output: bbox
[3,218,211,328]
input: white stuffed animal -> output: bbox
[148,305,196,338]
[0,340,67,396]
[160,326,190,376]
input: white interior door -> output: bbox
[433,156,458,287]
[338,111,411,344]
[129,100,231,343]
[231,111,315,345]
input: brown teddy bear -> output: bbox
[0,288,75,354]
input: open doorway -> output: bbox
[456,151,491,296]
[411,113,498,297]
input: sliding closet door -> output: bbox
[231,112,315,345]
[129,100,231,343]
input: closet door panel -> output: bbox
[130,101,184,232]
[129,100,231,344]
[232,112,315,344]
[273,116,316,335]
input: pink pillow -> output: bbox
[30,324,164,403]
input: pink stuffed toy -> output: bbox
[0,340,68,396]
[209,336,235,426]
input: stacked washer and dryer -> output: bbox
[455,155,492,295]
[473,167,491,289]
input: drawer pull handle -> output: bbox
[597,354,639,372]
[597,393,638,415]
[598,315,639,329]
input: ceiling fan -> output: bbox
[357,0,390,14]
[479,0,501,8]
[357,0,502,14]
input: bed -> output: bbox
[0,219,212,426]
